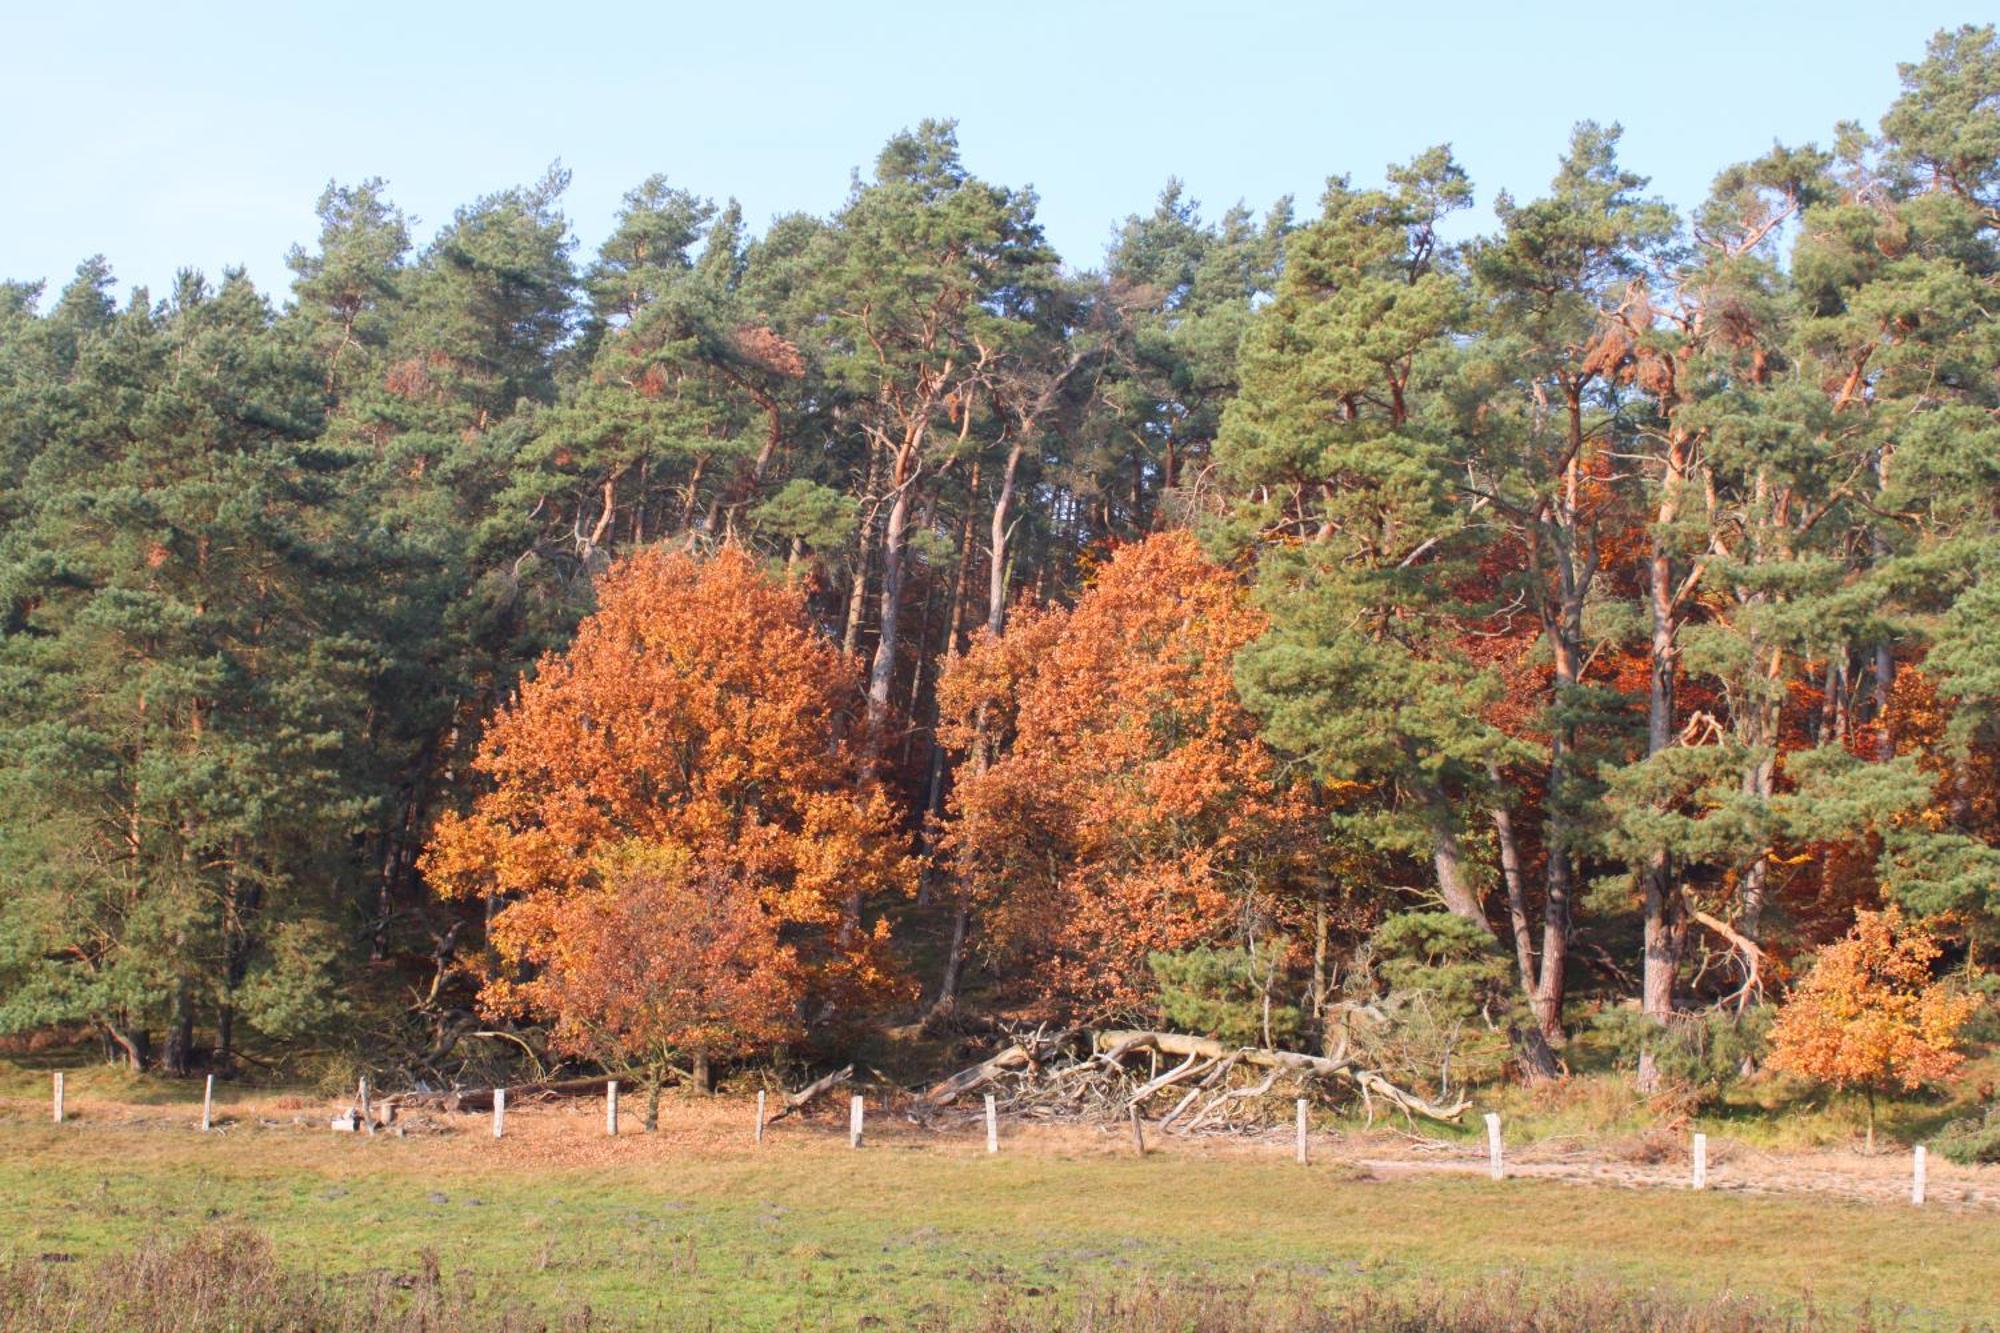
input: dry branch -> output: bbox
[765,1064,855,1123]
[390,1074,628,1114]
[921,1044,1031,1105]
[923,1027,1468,1130]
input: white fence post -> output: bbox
[202,1075,215,1133]
[493,1087,506,1140]
[849,1093,864,1148]
[755,1090,767,1144]
[52,1072,63,1124]
[985,1093,999,1154]
[1296,1099,1309,1165]
[1484,1112,1503,1180]
[1912,1145,1927,1207]
[1692,1132,1707,1190]
[606,1080,618,1136]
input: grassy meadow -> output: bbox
[2,1068,1997,1330]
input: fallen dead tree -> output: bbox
[381,1061,858,1121]
[764,1063,855,1123]
[922,1027,1468,1129]
[389,1074,631,1114]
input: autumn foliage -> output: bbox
[1767,907,1979,1143]
[939,532,1319,1014]
[423,547,915,1057]
[526,844,803,1072]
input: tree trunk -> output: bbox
[1311,887,1329,1046]
[927,901,971,1023]
[1872,641,1896,761]
[988,438,1025,635]
[840,449,883,659]
[1512,1025,1562,1082]
[867,458,916,734]
[1488,779,1537,999]
[1421,782,1485,924]
[103,1020,150,1072]
[1641,857,1682,1020]
[163,978,196,1076]
[1532,843,1571,1045]
[1640,433,1691,1021]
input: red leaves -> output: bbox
[940,532,1317,1014]
[423,547,915,1057]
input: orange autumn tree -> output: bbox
[939,531,1321,1017]
[535,845,803,1122]
[423,547,914,1083]
[1768,907,1980,1149]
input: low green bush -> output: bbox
[1931,1105,2000,1166]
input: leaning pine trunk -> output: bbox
[1421,781,1486,925]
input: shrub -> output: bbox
[1149,943,1301,1048]
[1589,1006,1771,1109]
[1931,1105,2000,1166]
[1348,913,1518,1097]
[1368,912,1513,1019]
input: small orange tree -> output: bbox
[531,844,802,1121]
[424,548,914,1073]
[1768,907,1979,1149]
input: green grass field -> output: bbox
[3,1084,1998,1331]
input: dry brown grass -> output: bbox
[0,1232,1946,1332]
[0,1229,584,1332]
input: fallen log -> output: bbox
[921,1026,1083,1106]
[765,1064,854,1124]
[921,1044,1030,1105]
[388,1074,632,1114]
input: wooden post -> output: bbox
[849,1094,864,1149]
[1128,1106,1147,1157]
[985,1093,999,1155]
[52,1072,63,1125]
[1295,1098,1309,1165]
[1691,1132,1707,1190]
[606,1080,618,1136]
[357,1077,369,1122]
[493,1087,506,1140]
[1484,1112,1503,1180]
[202,1075,215,1133]
[755,1090,766,1145]
[1912,1145,1927,1207]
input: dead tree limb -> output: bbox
[921,1045,1030,1105]
[390,1074,634,1114]
[765,1064,855,1123]
[1691,909,1766,1011]
[1092,1030,1468,1123]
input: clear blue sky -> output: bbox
[3,1,1980,301]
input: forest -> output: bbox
[2,24,1997,1142]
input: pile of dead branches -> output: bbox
[918,1027,1468,1133]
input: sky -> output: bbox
[1,1,1982,302]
